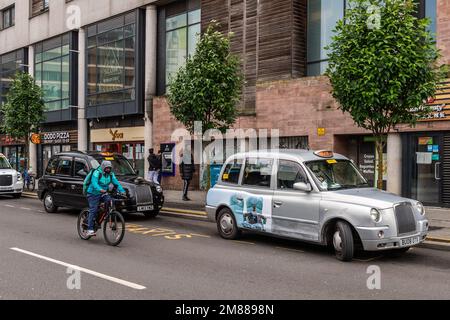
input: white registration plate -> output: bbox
[400,236,420,247]
[137,205,153,212]
[0,186,12,191]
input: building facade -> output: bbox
[0,0,448,207]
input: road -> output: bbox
[0,196,449,300]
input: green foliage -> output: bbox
[167,21,244,134]
[326,0,445,135]
[2,72,45,140]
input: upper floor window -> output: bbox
[86,12,137,107]
[1,5,15,29]
[165,8,201,86]
[31,0,49,17]
[307,0,345,77]
[35,34,71,112]
[0,49,26,106]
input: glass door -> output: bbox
[411,134,442,205]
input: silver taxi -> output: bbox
[206,149,429,261]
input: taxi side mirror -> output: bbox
[293,182,312,192]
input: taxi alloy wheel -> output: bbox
[217,208,241,240]
[44,192,58,213]
[333,221,354,262]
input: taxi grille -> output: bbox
[394,202,416,235]
[0,175,12,186]
[135,185,153,205]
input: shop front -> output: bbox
[0,135,26,172]
[90,127,145,177]
[36,130,78,176]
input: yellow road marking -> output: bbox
[162,207,207,216]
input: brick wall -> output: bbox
[437,0,450,65]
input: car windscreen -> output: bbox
[305,159,368,191]
[91,155,136,176]
[0,156,12,169]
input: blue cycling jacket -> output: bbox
[87,167,126,196]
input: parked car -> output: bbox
[37,151,164,217]
[206,149,429,261]
[0,153,23,198]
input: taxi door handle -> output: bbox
[71,185,76,190]
[274,201,283,208]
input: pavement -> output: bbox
[22,189,450,251]
[1,196,450,299]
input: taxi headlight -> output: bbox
[415,202,425,216]
[17,173,22,181]
[156,185,163,193]
[370,208,382,223]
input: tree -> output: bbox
[326,0,445,189]
[167,21,244,135]
[2,72,45,170]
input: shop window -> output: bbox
[242,158,273,188]
[277,160,308,190]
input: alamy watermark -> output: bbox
[66,266,82,290]
[366,265,381,290]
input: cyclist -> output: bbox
[86,161,126,236]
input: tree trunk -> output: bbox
[24,134,29,171]
[375,136,384,190]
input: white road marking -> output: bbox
[10,248,146,290]
[20,207,31,211]
[5,205,15,208]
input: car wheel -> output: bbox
[333,221,354,262]
[217,208,241,240]
[44,192,58,213]
[143,210,159,218]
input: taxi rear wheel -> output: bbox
[44,192,58,213]
[217,208,241,240]
[333,221,354,262]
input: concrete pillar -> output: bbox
[78,28,88,152]
[387,133,402,195]
[28,46,37,173]
[144,5,157,178]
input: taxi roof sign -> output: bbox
[314,150,334,158]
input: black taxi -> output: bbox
[37,151,164,217]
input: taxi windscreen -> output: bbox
[91,155,136,176]
[305,159,368,191]
[0,156,12,170]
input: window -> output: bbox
[165,8,201,86]
[221,160,243,184]
[1,5,14,29]
[242,158,273,188]
[277,160,308,190]
[46,157,59,175]
[0,49,26,105]
[34,34,71,111]
[74,159,89,177]
[31,0,49,17]
[86,12,136,107]
[307,0,345,76]
[55,157,73,176]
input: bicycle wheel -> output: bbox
[103,211,125,246]
[77,209,92,240]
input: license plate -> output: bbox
[0,187,12,191]
[137,205,153,212]
[400,236,420,247]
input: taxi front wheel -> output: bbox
[217,208,241,240]
[333,221,354,262]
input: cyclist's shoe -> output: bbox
[86,230,97,237]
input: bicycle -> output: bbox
[23,168,36,192]
[77,192,127,246]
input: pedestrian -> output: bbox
[157,149,162,184]
[147,148,160,184]
[180,152,195,201]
